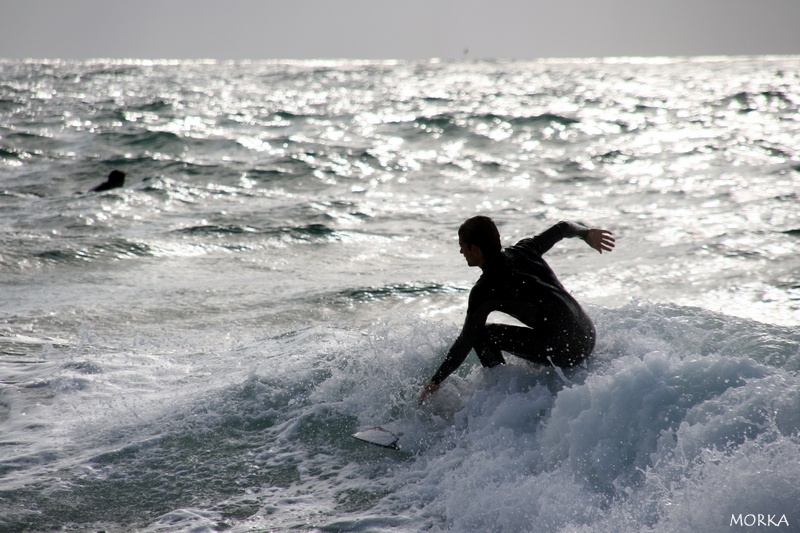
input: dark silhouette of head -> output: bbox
[458,216,502,258]
[90,170,126,192]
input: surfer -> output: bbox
[90,170,126,192]
[418,217,615,404]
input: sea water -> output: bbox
[1,57,799,532]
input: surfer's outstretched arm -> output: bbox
[525,221,614,256]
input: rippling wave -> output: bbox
[1,57,799,532]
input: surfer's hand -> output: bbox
[418,381,440,405]
[584,228,615,254]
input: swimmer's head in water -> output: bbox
[108,170,125,185]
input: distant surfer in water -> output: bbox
[418,217,615,404]
[90,170,125,192]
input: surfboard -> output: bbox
[352,426,400,449]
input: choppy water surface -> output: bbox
[1,57,799,532]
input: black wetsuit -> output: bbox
[430,221,596,385]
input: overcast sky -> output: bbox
[2,0,799,60]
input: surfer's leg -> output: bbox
[473,324,508,367]
[475,323,592,367]
[475,324,550,366]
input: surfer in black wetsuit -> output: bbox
[418,216,615,404]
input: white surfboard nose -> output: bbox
[352,426,400,449]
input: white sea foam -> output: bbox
[1,304,797,532]
[169,305,795,532]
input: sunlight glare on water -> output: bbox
[0,56,798,532]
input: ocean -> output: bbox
[1,56,798,532]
